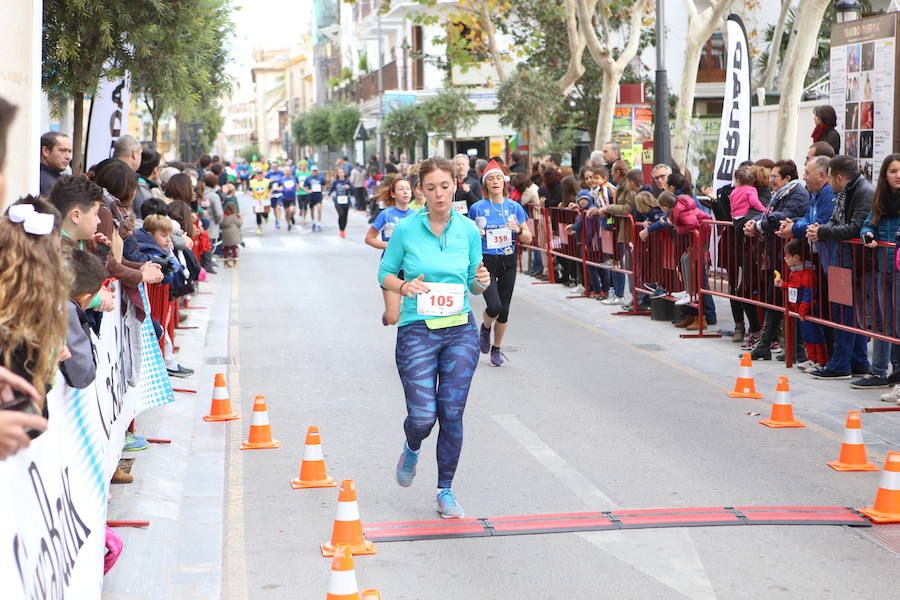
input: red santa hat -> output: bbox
[481,159,510,184]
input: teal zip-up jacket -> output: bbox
[378,208,483,327]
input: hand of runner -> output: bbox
[58,345,72,362]
[507,216,521,233]
[475,262,491,288]
[402,274,430,297]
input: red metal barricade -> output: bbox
[146,283,174,353]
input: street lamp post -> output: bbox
[835,0,861,23]
[377,10,386,173]
[653,0,673,168]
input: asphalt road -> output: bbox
[228,199,900,600]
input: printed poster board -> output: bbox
[830,13,900,182]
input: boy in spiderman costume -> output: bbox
[775,238,828,370]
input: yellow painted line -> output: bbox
[225,267,248,599]
[518,294,865,453]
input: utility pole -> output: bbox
[377,10,386,173]
[653,0,672,168]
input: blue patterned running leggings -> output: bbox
[395,313,479,488]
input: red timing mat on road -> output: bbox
[363,506,871,542]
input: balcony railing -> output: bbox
[356,61,398,103]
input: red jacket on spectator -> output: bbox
[672,194,712,237]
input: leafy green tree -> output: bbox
[293,113,311,150]
[329,103,361,148]
[240,143,260,163]
[129,0,234,143]
[496,65,564,139]
[306,105,335,147]
[420,88,478,139]
[42,0,156,173]
[382,104,427,155]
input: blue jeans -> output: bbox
[826,302,870,374]
[395,313,479,488]
[612,242,627,298]
[870,271,900,377]
[529,249,543,274]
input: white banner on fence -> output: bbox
[713,14,751,193]
[84,69,131,172]
[0,284,174,599]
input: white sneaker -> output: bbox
[601,295,623,305]
[671,291,688,299]
[802,362,823,373]
[795,360,815,370]
[674,294,691,306]
[573,284,586,296]
[880,384,900,402]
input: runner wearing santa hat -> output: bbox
[468,159,533,366]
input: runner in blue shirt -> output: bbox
[329,168,353,238]
[467,159,532,366]
[268,168,285,229]
[279,166,300,231]
[378,156,491,519]
[366,177,415,325]
[237,160,250,191]
[303,168,326,232]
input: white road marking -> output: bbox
[225,267,247,600]
[241,238,261,249]
[494,414,717,600]
[281,237,309,248]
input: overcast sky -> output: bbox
[228,0,314,83]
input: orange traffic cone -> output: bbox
[203,373,239,422]
[759,376,805,428]
[291,426,336,489]
[321,480,377,557]
[859,451,900,522]
[325,543,360,600]
[727,353,764,399]
[240,395,280,450]
[828,411,879,471]
[361,591,381,599]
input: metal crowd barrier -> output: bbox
[517,206,900,361]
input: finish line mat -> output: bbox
[363,506,871,542]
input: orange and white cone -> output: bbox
[727,353,764,399]
[360,591,381,599]
[291,426,336,489]
[828,411,879,471]
[240,395,280,450]
[859,451,900,522]
[203,373,239,422]
[325,543,360,600]
[759,376,805,428]
[321,480,376,557]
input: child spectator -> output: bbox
[775,239,828,371]
[220,203,243,267]
[135,214,194,378]
[567,189,607,297]
[730,166,767,221]
[61,249,107,388]
[658,191,712,328]
[0,198,69,403]
[135,214,183,287]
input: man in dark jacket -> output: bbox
[453,153,482,209]
[39,131,72,195]
[744,159,810,360]
[806,155,874,379]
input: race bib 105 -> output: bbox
[417,282,464,316]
